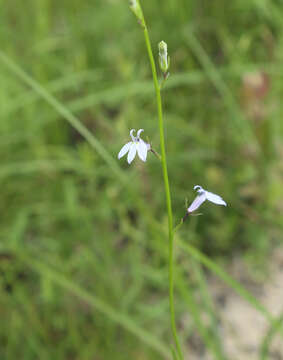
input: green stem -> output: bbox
[136,3,184,359]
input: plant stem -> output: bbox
[136,3,184,359]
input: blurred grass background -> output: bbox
[1,0,283,359]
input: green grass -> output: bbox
[1,0,283,359]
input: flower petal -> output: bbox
[137,140,148,162]
[187,193,206,213]
[118,142,131,159]
[137,129,144,138]
[205,191,227,206]
[193,185,203,192]
[127,143,137,164]
[130,129,136,142]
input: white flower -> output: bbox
[187,185,227,213]
[118,129,149,164]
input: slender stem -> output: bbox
[136,3,184,359]
[174,219,185,233]
[150,147,162,161]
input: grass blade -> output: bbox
[0,51,126,184]
[1,246,170,358]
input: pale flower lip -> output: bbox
[187,185,227,213]
[118,129,149,164]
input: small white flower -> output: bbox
[118,129,149,164]
[187,185,227,213]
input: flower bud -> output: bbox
[158,41,170,74]
[129,0,143,22]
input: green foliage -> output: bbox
[0,0,283,359]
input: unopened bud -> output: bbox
[129,0,143,22]
[158,41,170,74]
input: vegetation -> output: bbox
[1,0,283,359]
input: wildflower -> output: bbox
[187,185,227,213]
[118,129,149,164]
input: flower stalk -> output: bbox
[129,1,184,359]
